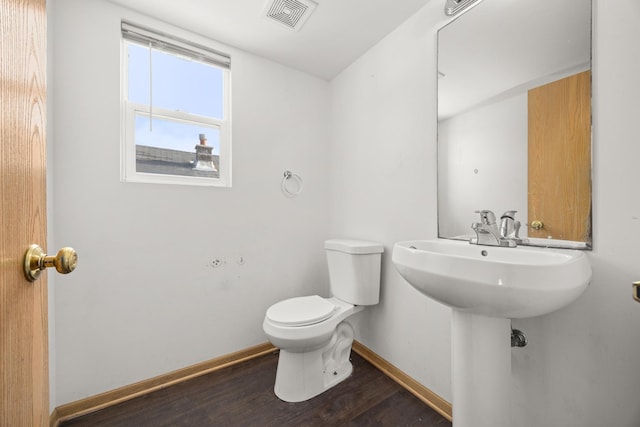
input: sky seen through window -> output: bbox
[128,42,223,154]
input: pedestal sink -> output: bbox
[392,239,591,427]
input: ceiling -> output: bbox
[107,0,432,81]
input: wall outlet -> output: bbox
[211,258,224,268]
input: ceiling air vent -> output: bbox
[263,0,318,31]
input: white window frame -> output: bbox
[120,22,232,187]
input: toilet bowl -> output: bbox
[263,296,364,402]
[263,239,383,403]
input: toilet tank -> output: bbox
[324,239,384,305]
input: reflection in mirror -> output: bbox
[437,0,592,249]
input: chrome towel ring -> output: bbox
[282,170,303,197]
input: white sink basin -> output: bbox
[392,239,591,318]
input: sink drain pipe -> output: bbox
[511,325,527,348]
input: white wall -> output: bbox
[50,0,330,405]
[438,94,528,238]
[329,0,453,402]
[330,0,640,425]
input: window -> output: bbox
[121,21,231,187]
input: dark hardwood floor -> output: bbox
[61,351,451,427]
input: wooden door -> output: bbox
[1,0,49,425]
[528,70,591,241]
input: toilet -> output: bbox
[263,239,383,402]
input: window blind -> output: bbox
[121,20,231,69]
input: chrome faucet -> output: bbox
[470,210,520,247]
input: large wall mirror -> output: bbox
[437,0,592,249]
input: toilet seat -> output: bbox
[266,295,336,327]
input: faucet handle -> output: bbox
[500,210,517,220]
[513,220,521,237]
[475,210,496,225]
[499,211,520,240]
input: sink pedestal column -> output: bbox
[451,310,511,427]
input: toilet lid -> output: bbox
[266,295,336,326]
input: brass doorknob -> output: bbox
[530,220,544,230]
[633,282,640,303]
[24,244,78,282]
